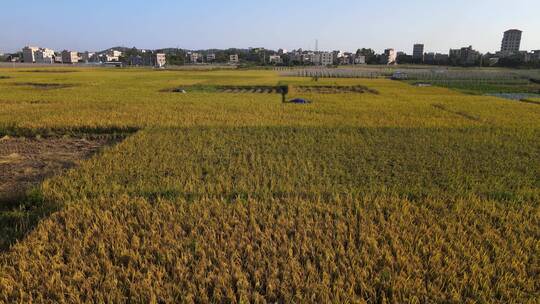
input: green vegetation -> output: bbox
[0,68,539,303]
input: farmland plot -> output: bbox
[0,68,538,303]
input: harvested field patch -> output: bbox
[296,85,378,94]
[13,82,76,90]
[0,136,120,250]
[0,136,118,203]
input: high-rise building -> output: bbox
[501,29,522,55]
[413,44,424,62]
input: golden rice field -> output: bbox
[0,68,539,303]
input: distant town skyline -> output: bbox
[1,0,539,54]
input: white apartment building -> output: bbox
[62,50,79,64]
[314,52,333,66]
[22,46,39,63]
[35,48,55,64]
[382,48,397,65]
[154,53,166,68]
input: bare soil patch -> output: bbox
[18,70,78,74]
[13,83,76,90]
[0,136,115,205]
[165,85,285,94]
[215,86,282,93]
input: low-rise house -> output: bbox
[188,52,201,63]
[302,53,315,64]
[332,50,344,64]
[81,52,98,63]
[341,53,355,65]
[108,50,122,57]
[229,54,239,64]
[206,53,216,62]
[424,53,450,65]
[102,49,122,62]
[129,53,166,67]
[104,54,119,62]
[103,55,118,62]
[449,46,480,66]
[268,55,282,64]
[54,54,63,63]
[6,55,21,62]
[288,51,303,63]
[354,55,366,64]
[61,50,79,64]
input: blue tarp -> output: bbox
[289,98,311,104]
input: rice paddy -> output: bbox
[0,67,538,303]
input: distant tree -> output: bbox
[397,54,413,64]
[497,56,525,68]
[166,50,186,65]
[356,48,377,64]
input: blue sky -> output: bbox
[1,0,539,54]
